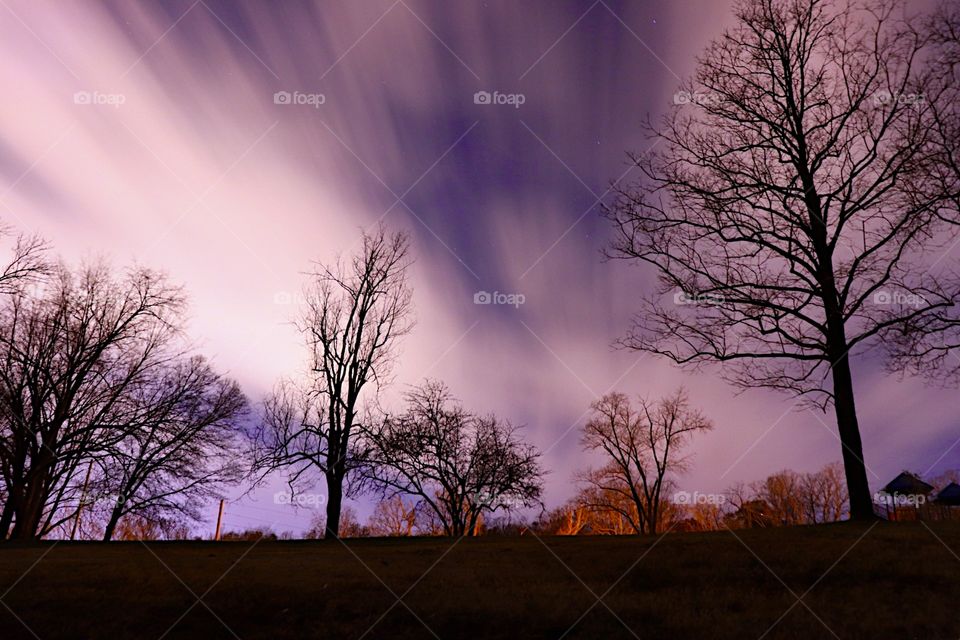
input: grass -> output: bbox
[1,521,958,639]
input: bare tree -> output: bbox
[724,462,847,528]
[677,501,726,532]
[799,461,848,523]
[107,514,191,541]
[536,501,591,535]
[0,226,48,295]
[0,262,186,539]
[884,2,960,379]
[605,0,960,520]
[252,226,413,538]
[929,468,960,491]
[751,470,806,526]
[580,389,712,534]
[363,381,544,537]
[304,505,368,539]
[368,496,418,537]
[95,356,247,541]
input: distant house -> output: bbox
[873,472,960,522]
[936,482,960,507]
[880,471,935,499]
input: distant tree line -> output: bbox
[4,217,959,543]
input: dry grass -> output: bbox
[1,521,958,639]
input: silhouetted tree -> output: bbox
[885,2,960,379]
[364,381,544,537]
[96,356,248,541]
[304,505,368,538]
[0,226,48,295]
[799,461,848,523]
[252,226,413,539]
[0,262,186,539]
[580,389,712,534]
[606,0,960,520]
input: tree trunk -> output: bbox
[801,160,875,523]
[324,471,343,539]
[0,495,15,539]
[11,483,45,540]
[103,508,122,542]
[829,349,876,521]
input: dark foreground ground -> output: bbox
[1,521,958,639]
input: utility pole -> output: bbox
[70,462,94,541]
[214,499,225,541]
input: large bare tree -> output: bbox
[580,389,712,534]
[252,226,413,538]
[605,0,960,520]
[363,381,544,537]
[0,262,187,539]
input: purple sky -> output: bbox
[2,0,957,535]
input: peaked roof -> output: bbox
[881,472,934,496]
[937,482,960,506]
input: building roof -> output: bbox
[937,482,960,506]
[881,472,934,496]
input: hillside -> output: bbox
[1,521,957,639]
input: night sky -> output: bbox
[2,0,956,535]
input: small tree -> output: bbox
[305,506,367,538]
[96,356,248,541]
[252,226,413,539]
[368,496,418,537]
[0,226,48,294]
[364,381,544,537]
[751,470,805,527]
[799,462,848,523]
[580,389,712,534]
[535,502,591,536]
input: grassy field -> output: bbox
[0,521,958,639]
